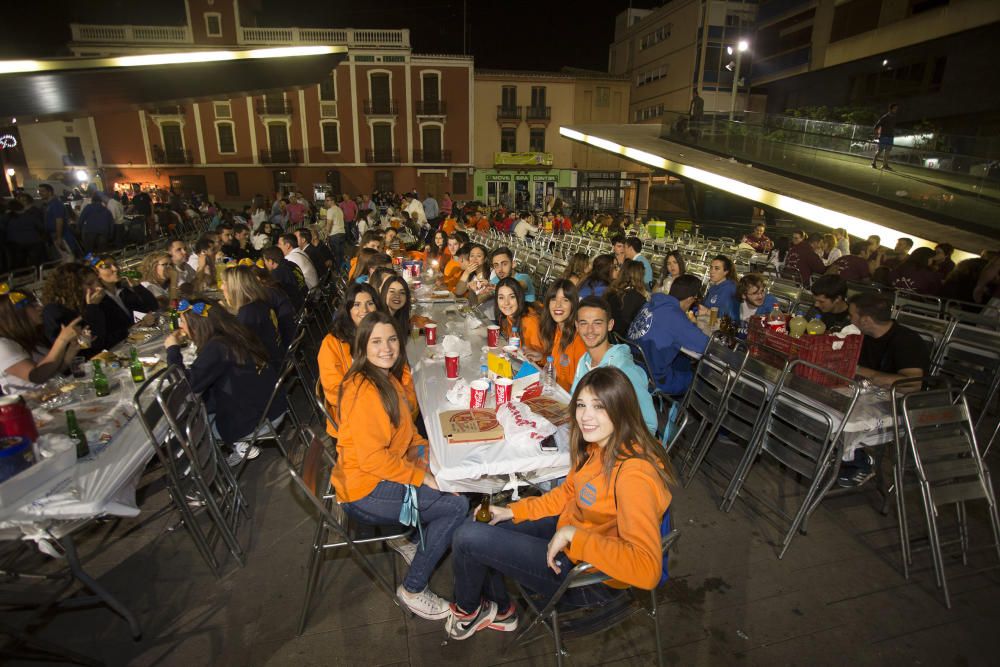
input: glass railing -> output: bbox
[658,111,1000,238]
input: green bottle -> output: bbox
[92,360,110,397]
[66,409,90,458]
[120,269,142,280]
[129,347,146,383]
[168,299,180,331]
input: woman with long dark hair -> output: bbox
[445,367,675,640]
[90,254,160,335]
[538,279,587,391]
[577,254,615,299]
[380,275,412,337]
[494,277,542,356]
[454,243,490,303]
[892,246,942,296]
[42,262,120,355]
[334,311,468,620]
[0,286,80,393]
[606,259,650,339]
[656,250,686,294]
[164,298,286,466]
[703,254,740,322]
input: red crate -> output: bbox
[746,318,862,387]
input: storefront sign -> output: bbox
[493,152,554,167]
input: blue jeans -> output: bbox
[342,480,468,593]
[451,516,620,614]
[328,233,346,272]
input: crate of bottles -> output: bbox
[746,317,863,387]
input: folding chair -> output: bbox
[511,518,680,667]
[902,390,1000,608]
[288,431,412,635]
[893,310,955,361]
[722,360,861,558]
[894,289,943,317]
[933,325,1000,437]
[135,366,250,576]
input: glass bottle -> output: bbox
[66,409,89,458]
[168,299,180,331]
[475,494,492,523]
[92,360,110,397]
[129,347,146,383]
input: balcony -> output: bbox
[70,23,192,44]
[497,105,522,122]
[239,27,411,49]
[152,147,193,165]
[526,106,551,122]
[493,152,554,167]
[256,100,294,116]
[259,148,301,164]
[365,149,401,163]
[364,100,398,116]
[149,104,185,116]
[413,149,452,163]
[416,100,447,116]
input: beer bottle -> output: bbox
[92,360,110,397]
[66,409,90,458]
[129,347,146,383]
[168,299,180,331]
[475,495,492,523]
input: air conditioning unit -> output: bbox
[320,102,338,118]
[214,103,232,119]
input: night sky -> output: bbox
[1,0,664,71]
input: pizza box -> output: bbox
[521,396,571,426]
[438,409,505,444]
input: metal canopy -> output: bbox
[0,48,348,120]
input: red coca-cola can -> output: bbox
[424,323,438,345]
[486,325,500,348]
[0,395,39,442]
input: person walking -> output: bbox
[871,103,898,171]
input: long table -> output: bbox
[407,300,572,494]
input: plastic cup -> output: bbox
[445,354,459,379]
[424,323,438,345]
[494,378,513,408]
[469,380,489,408]
[487,325,500,347]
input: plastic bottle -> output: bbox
[766,303,786,334]
[480,364,492,393]
[509,326,521,349]
[788,311,808,339]
[806,316,827,335]
[543,356,555,389]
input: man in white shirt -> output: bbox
[325,198,347,272]
[403,193,427,227]
[278,233,318,288]
[168,239,196,286]
[513,213,539,240]
[106,194,124,247]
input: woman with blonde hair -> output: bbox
[822,233,843,266]
[139,251,176,305]
[221,264,284,366]
[560,252,591,286]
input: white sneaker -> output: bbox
[397,585,451,620]
[387,537,417,565]
[227,443,261,467]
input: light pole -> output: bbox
[728,40,749,121]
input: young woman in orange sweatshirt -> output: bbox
[333,312,468,620]
[538,279,588,392]
[445,366,674,640]
[494,277,543,361]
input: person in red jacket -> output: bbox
[444,366,675,640]
[783,230,826,285]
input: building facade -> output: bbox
[751,0,1000,129]
[472,69,636,212]
[17,0,474,204]
[609,0,763,122]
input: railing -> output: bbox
[71,23,192,43]
[259,149,301,164]
[151,147,193,164]
[364,100,398,115]
[416,100,447,115]
[256,100,294,115]
[239,26,410,48]
[497,105,522,121]
[365,149,401,163]
[413,149,452,163]
[526,106,552,121]
[657,110,1000,237]
[150,105,185,116]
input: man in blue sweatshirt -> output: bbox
[628,274,709,396]
[571,296,658,434]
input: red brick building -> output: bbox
[66,0,473,202]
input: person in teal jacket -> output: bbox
[571,296,657,434]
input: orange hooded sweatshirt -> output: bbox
[549,328,588,392]
[510,448,671,590]
[501,311,543,354]
[330,374,427,503]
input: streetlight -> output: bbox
[728,39,749,121]
[75,169,88,182]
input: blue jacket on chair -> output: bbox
[627,293,709,395]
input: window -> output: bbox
[595,87,610,107]
[64,136,86,164]
[452,171,467,195]
[369,72,391,113]
[500,127,516,152]
[422,73,440,101]
[501,86,517,109]
[529,128,545,152]
[224,171,239,197]
[319,74,336,101]
[830,0,879,42]
[216,122,236,154]
[213,102,231,118]
[205,13,222,37]
[421,125,443,161]
[326,170,341,192]
[530,86,547,110]
[372,122,393,160]
[321,121,340,153]
[375,170,394,192]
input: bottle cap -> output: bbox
[547,356,554,362]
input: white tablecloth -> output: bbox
[408,303,572,494]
